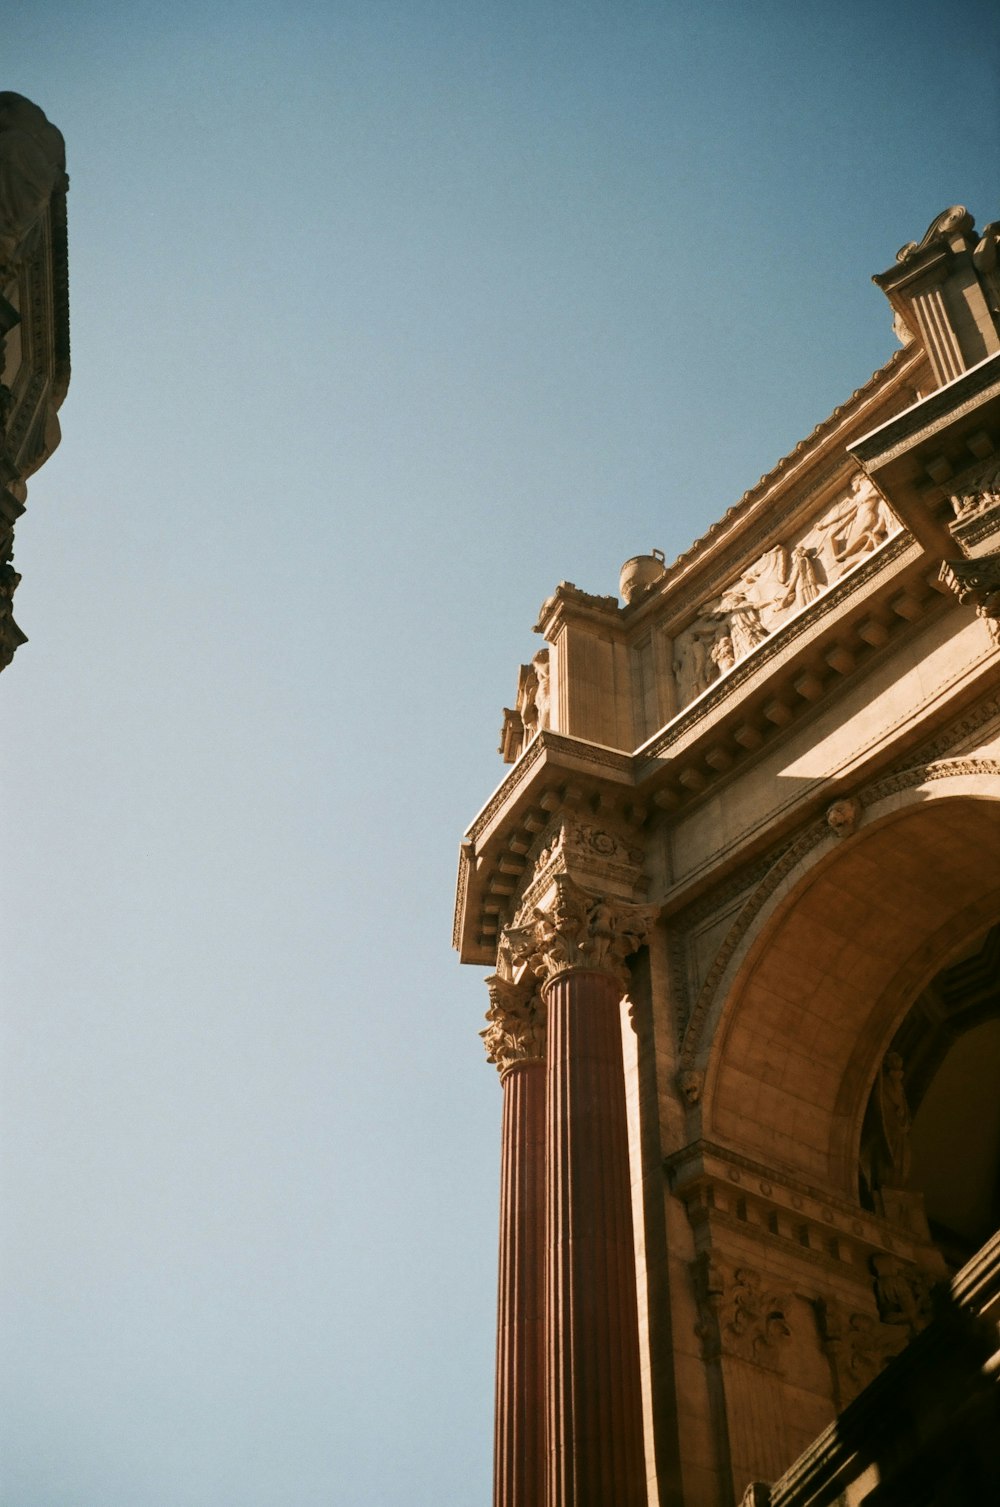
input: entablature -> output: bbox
[666,1138,945,1290]
[454,729,642,965]
[850,350,1000,558]
[634,533,948,806]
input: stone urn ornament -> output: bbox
[620,548,666,604]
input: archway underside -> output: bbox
[705,798,1000,1197]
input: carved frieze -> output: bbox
[480,974,546,1076]
[816,1298,907,1409]
[692,1252,793,1371]
[504,873,657,989]
[671,473,900,710]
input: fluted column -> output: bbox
[482,975,548,1507]
[508,876,657,1507]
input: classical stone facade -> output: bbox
[0,92,69,671]
[455,207,1000,1505]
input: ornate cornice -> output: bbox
[480,974,546,1077]
[503,873,657,989]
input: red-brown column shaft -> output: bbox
[494,1058,547,1507]
[545,967,645,1506]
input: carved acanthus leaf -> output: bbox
[816,1298,908,1409]
[480,974,545,1075]
[504,873,657,988]
[692,1252,793,1371]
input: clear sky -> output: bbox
[1,2,996,1502]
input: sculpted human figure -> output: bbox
[518,661,540,744]
[516,650,551,748]
[826,797,860,838]
[710,633,735,674]
[813,474,893,571]
[586,898,617,968]
[717,585,768,659]
[742,544,792,628]
[782,544,822,608]
[871,1254,933,1334]
[874,1051,912,1190]
[531,650,550,731]
[674,627,715,704]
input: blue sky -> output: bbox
[1,3,996,1502]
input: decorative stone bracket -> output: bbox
[939,554,1000,632]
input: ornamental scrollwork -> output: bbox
[692,1252,793,1372]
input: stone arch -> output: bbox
[692,762,1000,1199]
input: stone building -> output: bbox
[454,206,1000,1506]
[0,92,70,672]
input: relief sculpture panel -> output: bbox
[673,473,899,709]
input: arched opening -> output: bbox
[703,789,1000,1208]
[859,923,1000,1268]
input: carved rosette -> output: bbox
[693,1252,793,1372]
[480,974,546,1077]
[504,873,657,990]
[518,813,647,915]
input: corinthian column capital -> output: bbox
[481,974,546,1077]
[504,873,657,990]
